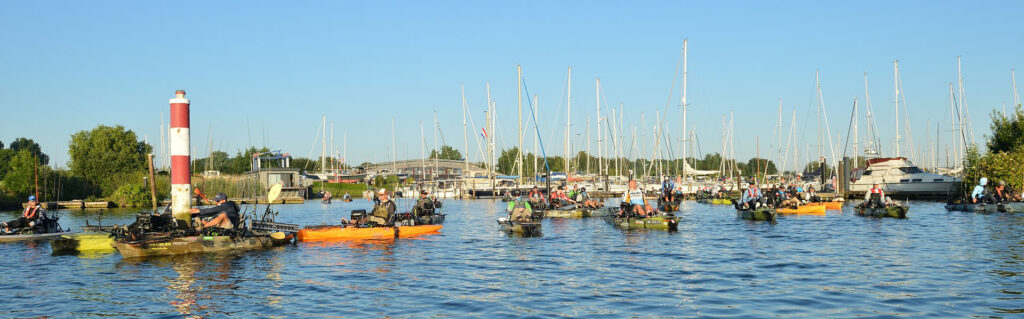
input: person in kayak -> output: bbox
[970,177,990,204]
[806,187,821,203]
[662,178,675,202]
[189,193,240,230]
[342,192,352,201]
[576,187,602,209]
[992,181,1008,203]
[508,191,533,221]
[739,183,764,209]
[551,187,575,207]
[2,195,42,233]
[862,183,886,208]
[621,180,654,216]
[412,190,435,217]
[368,188,397,226]
[322,191,332,203]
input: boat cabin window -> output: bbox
[862,170,872,176]
[899,167,923,174]
[934,178,944,182]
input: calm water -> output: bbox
[1,199,1022,318]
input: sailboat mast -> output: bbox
[391,117,397,177]
[433,111,439,180]
[586,115,591,175]
[566,67,571,175]
[421,121,425,180]
[516,65,523,184]
[894,60,900,156]
[534,94,539,181]
[321,115,326,174]
[1013,68,1020,109]
[681,39,687,177]
[596,77,603,178]
[461,84,469,178]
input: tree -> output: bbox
[428,145,463,160]
[0,149,13,180]
[496,147,522,175]
[741,157,778,177]
[2,149,39,197]
[221,147,271,174]
[9,137,48,165]
[986,106,1024,154]
[69,125,152,195]
[192,151,230,172]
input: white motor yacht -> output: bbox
[849,157,960,196]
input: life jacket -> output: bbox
[23,205,39,220]
[529,190,541,198]
[373,200,394,218]
[513,199,527,209]
[870,188,883,194]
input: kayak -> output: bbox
[855,205,909,218]
[0,231,75,243]
[497,218,541,236]
[297,224,442,242]
[944,202,1024,213]
[113,232,294,258]
[696,199,712,204]
[51,233,115,254]
[543,207,613,218]
[607,214,679,231]
[776,205,827,215]
[805,202,843,210]
[736,208,777,221]
[712,198,734,205]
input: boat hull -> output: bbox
[52,233,115,254]
[542,207,611,218]
[806,202,843,210]
[777,205,827,215]
[737,209,777,221]
[711,198,734,205]
[297,225,442,241]
[855,206,909,218]
[607,215,679,231]
[113,233,293,258]
[944,202,1024,213]
[497,219,541,235]
[0,231,76,243]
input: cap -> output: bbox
[378,188,387,194]
[999,180,1007,186]
[28,195,36,201]
[420,190,429,195]
[213,193,227,202]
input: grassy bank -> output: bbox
[311,182,372,198]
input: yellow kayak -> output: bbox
[51,233,115,254]
[805,202,843,210]
[777,205,827,215]
[711,198,733,205]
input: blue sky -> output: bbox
[1,1,1021,171]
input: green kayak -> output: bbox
[736,208,777,221]
[607,214,679,231]
[855,205,909,218]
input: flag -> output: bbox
[481,128,488,139]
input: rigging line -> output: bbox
[303,118,325,172]
[521,74,551,172]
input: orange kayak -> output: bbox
[297,224,442,242]
[805,202,842,210]
[776,205,827,215]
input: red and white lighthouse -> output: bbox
[169,90,191,222]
